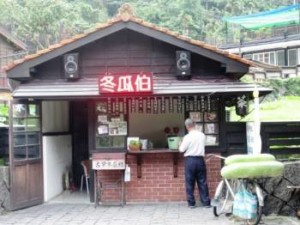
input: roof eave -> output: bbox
[7,19,251,79]
[7,21,127,79]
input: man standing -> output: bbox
[179,118,211,208]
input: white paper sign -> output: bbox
[124,164,131,182]
[92,159,125,170]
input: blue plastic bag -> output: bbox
[233,185,257,219]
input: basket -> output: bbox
[167,136,182,150]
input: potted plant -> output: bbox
[128,140,141,151]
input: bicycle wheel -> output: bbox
[213,180,234,217]
[245,201,262,225]
[244,182,263,225]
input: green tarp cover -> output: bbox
[223,4,300,30]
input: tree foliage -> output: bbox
[0,0,108,50]
[263,77,300,99]
[0,0,296,50]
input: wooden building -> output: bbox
[221,33,300,81]
[0,27,27,210]
[3,5,271,210]
[0,26,27,92]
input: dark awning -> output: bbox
[11,76,272,99]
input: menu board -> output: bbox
[189,109,219,146]
[94,96,220,148]
[95,100,127,149]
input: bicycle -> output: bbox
[207,154,283,225]
[212,177,264,225]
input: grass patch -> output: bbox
[229,96,300,122]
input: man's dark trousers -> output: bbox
[184,156,210,206]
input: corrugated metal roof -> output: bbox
[12,76,271,99]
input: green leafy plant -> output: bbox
[129,140,141,151]
[0,104,9,125]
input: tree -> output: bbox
[0,0,108,50]
[0,0,297,50]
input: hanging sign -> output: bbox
[201,96,205,112]
[99,72,153,94]
[131,98,136,113]
[146,97,151,113]
[189,98,194,111]
[107,98,112,114]
[161,96,166,113]
[193,96,197,111]
[112,99,116,115]
[236,95,248,117]
[177,96,182,113]
[138,97,143,113]
[207,95,211,112]
[211,98,218,111]
[168,97,173,113]
[115,98,120,115]
[123,98,127,114]
[153,97,158,114]
[185,96,190,112]
[197,98,201,111]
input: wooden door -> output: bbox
[9,101,43,210]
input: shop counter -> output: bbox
[127,149,180,178]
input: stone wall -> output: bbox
[263,162,300,217]
[0,166,10,213]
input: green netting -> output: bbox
[223,4,300,30]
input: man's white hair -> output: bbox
[185,118,195,128]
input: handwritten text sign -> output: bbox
[99,72,153,94]
[92,159,125,170]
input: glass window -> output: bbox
[264,52,270,64]
[28,104,40,117]
[27,133,40,145]
[13,104,27,117]
[14,146,26,159]
[243,54,252,60]
[288,49,297,66]
[26,118,40,131]
[14,133,26,146]
[28,146,40,158]
[12,103,41,160]
[270,52,276,65]
[253,54,259,61]
[277,50,285,66]
[258,53,264,62]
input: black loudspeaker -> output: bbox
[64,53,79,79]
[176,50,191,77]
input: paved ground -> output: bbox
[0,202,299,225]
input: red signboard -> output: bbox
[99,72,153,94]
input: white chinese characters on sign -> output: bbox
[135,74,152,92]
[99,75,116,92]
[118,76,134,92]
[99,73,153,93]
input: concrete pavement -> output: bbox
[0,202,299,225]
